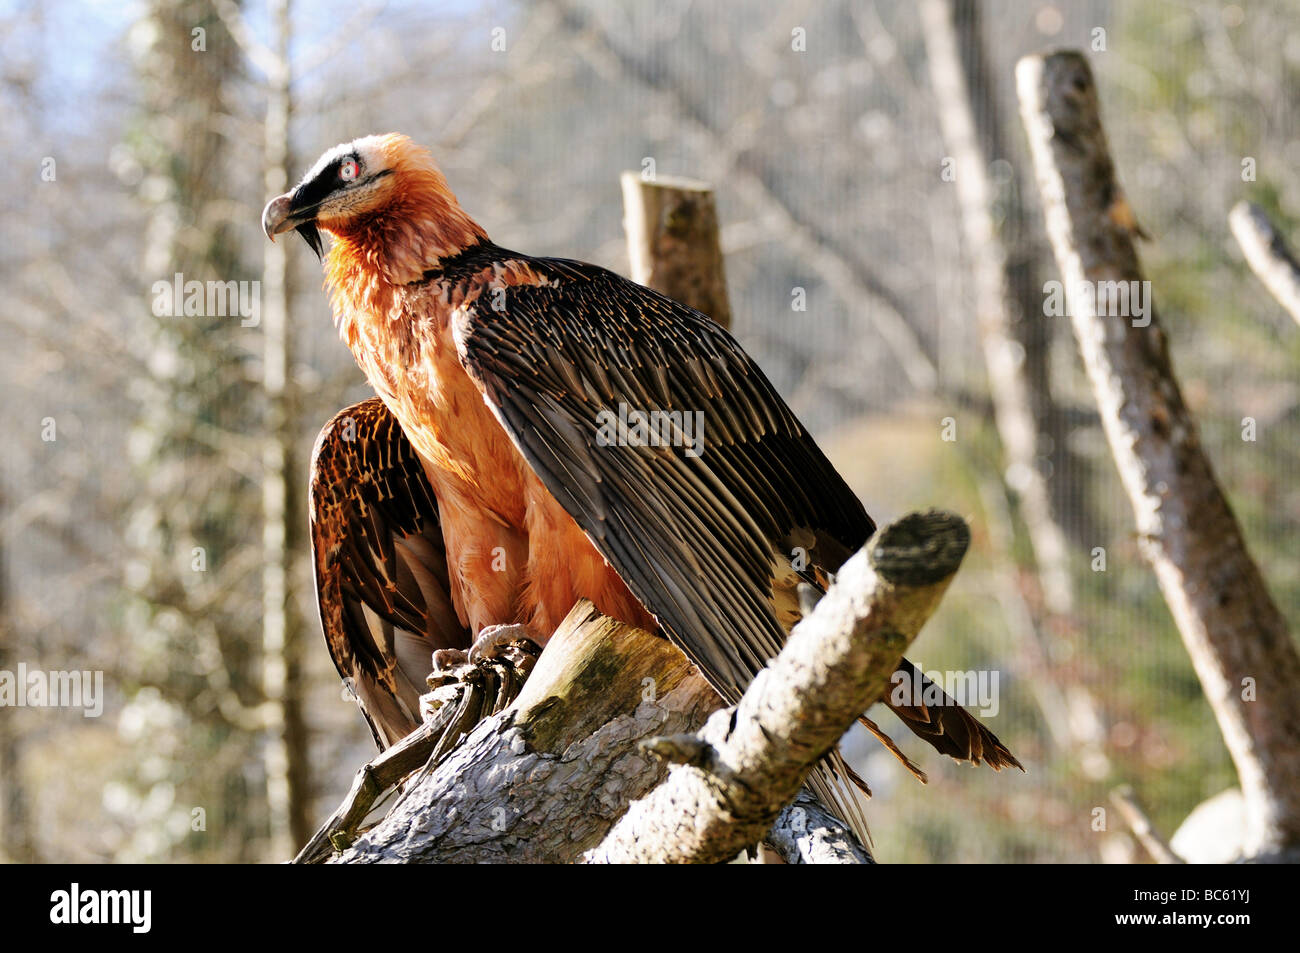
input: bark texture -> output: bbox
[330,510,968,863]
[621,172,732,330]
[332,602,722,863]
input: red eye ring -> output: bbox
[340,159,359,182]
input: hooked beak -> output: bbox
[262,191,324,258]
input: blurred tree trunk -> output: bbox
[941,0,1087,539]
[124,0,267,861]
[920,0,1108,776]
[0,492,39,863]
[258,0,312,856]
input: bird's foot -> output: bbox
[430,647,470,673]
[421,626,543,725]
[425,625,542,692]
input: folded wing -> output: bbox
[309,398,471,749]
[453,255,1020,813]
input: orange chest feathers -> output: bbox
[328,260,654,637]
[336,281,530,528]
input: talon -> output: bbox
[469,623,534,663]
[431,647,469,672]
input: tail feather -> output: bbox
[780,657,1022,852]
[807,751,873,849]
[883,659,1024,771]
[858,715,928,783]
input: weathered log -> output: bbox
[293,640,539,864]
[331,601,721,863]
[325,596,877,864]
[1017,50,1300,856]
[328,512,971,863]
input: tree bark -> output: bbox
[333,601,722,863]
[1017,50,1300,857]
[332,511,965,864]
[314,604,870,864]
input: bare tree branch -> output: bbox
[1110,785,1184,865]
[328,511,966,864]
[1229,200,1300,328]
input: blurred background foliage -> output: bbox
[1,0,1297,862]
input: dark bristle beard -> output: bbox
[296,222,323,259]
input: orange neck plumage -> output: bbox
[321,137,488,346]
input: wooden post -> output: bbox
[621,172,732,329]
[1017,51,1300,858]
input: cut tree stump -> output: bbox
[621,172,732,329]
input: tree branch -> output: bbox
[1017,50,1300,856]
[326,511,967,864]
[583,510,970,864]
[1110,785,1184,865]
[1229,200,1300,328]
[331,602,723,863]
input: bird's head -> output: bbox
[262,133,486,280]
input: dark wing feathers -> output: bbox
[457,257,1020,781]
[458,261,881,830]
[309,398,471,749]
[889,659,1023,770]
